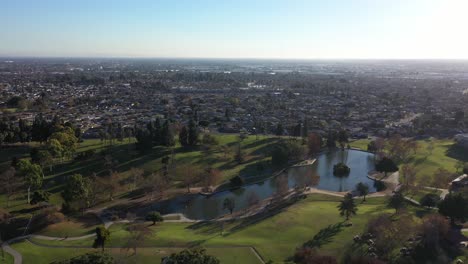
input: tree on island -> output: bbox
[338,193,357,220]
[333,163,350,177]
[223,198,235,214]
[375,157,398,177]
[355,182,369,202]
[438,193,468,225]
[93,226,110,252]
[145,211,164,225]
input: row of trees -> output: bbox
[135,118,176,152]
[0,113,79,145]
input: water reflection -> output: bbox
[150,149,376,220]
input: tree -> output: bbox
[62,174,90,212]
[0,167,20,207]
[30,190,50,205]
[202,168,222,190]
[438,193,468,225]
[47,139,63,159]
[124,223,153,255]
[307,133,321,156]
[145,211,163,225]
[102,171,121,201]
[355,182,369,201]
[388,191,405,214]
[386,134,418,162]
[17,160,43,204]
[337,129,348,149]
[51,252,114,264]
[178,126,189,146]
[93,226,110,252]
[375,157,398,177]
[164,248,220,264]
[401,164,417,187]
[223,198,235,214]
[188,119,199,146]
[275,123,284,136]
[325,131,336,148]
[161,120,175,147]
[144,172,168,200]
[129,167,144,191]
[431,168,454,189]
[174,165,202,193]
[420,193,440,208]
[337,193,357,220]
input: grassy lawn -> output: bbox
[350,138,465,187]
[18,195,396,263]
[404,188,442,203]
[11,241,261,264]
[403,138,465,185]
[0,251,14,264]
[36,213,101,237]
[349,139,371,150]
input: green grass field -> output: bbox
[350,138,466,186]
[12,194,409,263]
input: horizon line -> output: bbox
[2,55,468,61]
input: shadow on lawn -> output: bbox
[302,222,344,248]
[446,143,468,162]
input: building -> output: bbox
[450,174,468,191]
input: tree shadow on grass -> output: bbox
[185,221,223,236]
[446,143,468,162]
[302,222,344,248]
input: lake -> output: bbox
[149,149,376,220]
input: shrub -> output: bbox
[420,193,440,208]
[229,175,244,187]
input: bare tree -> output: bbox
[124,223,153,255]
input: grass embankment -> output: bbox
[13,194,414,263]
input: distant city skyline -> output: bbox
[2,0,468,59]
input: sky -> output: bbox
[2,0,468,59]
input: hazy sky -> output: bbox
[2,0,468,59]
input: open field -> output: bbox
[12,194,429,263]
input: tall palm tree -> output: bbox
[338,193,357,220]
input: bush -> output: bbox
[229,175,244,187]
[420,193,440,208]
[52,252,114,264]
[30,190,51,205]
[333,163,350,177]
[373,180,386,192]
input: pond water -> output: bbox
[149,149,376,220]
